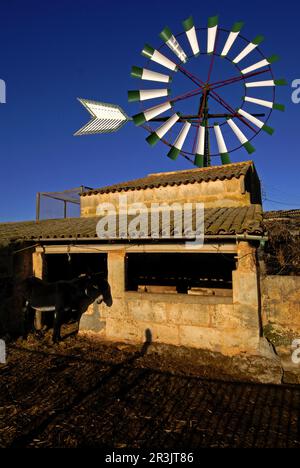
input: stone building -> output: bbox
[0,160,299,383]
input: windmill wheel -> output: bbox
[128,16,286,167]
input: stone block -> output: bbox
[233,271,258,306]
[179,303,213,327]
[211,304,241,329]
[128,300,167,324]
[179,326,223,352]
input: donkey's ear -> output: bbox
[95,271,106,278]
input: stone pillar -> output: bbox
[232,241,261,353]
[79,249,126,337]
[32,251,45,330]
[104,250,128,341]
[32,252,45,279]
[108,250,126,299]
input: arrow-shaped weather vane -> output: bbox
[74,99,131,136]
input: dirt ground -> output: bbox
[1,325,300,449]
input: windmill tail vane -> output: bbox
[74,15,286,167]
[74,99,131,136]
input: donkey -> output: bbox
[22,273,112,343]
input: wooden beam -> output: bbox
[35,243,237,255]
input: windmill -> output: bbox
[75,15,286,167]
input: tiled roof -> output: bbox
[263,210,300,220]
[81,161,254,196]
[263,210,300,235]
[0,205,263,244]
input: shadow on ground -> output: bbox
[0,328,300,448]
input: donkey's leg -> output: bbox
[34,310,43,331]
[53,307,62,343]
[22,302,30,340]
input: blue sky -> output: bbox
[0,0,299,222]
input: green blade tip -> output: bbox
[208,15,219,28]
[232,21,244,33]
[252,35,264,45]
[262,124,275,135]
[182,16,194,32]
[167,147,180,160]
[127,91,140,102]
[160,26,173,43]
[243,141,256,154]
[146,133,160,146]
[273,103,285,112]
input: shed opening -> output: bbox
[125,253,236,296]
[45,253,107,282]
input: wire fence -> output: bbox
[36,186,93,221]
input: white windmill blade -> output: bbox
[128,88,170,102]
[146,113,180,146]
[132,101,173,126]
[221,21,244,57]
[244,96,285,111]
[232,35,264,64]
[195,124,206,157]
[245,78,287,88]
[159,26,188,63]
[214,124,231,164]
[167,121,191,160]
[227,118,255,154]
[141,45,178,71]
[182,16,200,57]
[207,15,219,54]
[194,123,206,167]
[241,55,279,75]
[238,108,274,135]
[131,66,172,83]
[74,99,130,136]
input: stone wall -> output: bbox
[81,177,251,217]
[80,242,263,357]
[261,276,300,351]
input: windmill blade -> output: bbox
[182,16,200,57]
[194,124,206,167]
[146,113,180,146]
[167,122,191,160]
[128,89,170,102]
[207,16,219,54]
[232,35,264,64]
[131,66,172,83]
[241,55,279,75]
[221,21,244,57]
[238,108,274,135]
[142,45,178,71]
[214,124,231,164]
[244,96,285,111]
[245,79,287,88]
[160,26,188,63]
[227,118,255,154]
[74,99,130,136]
[133,101,173,126]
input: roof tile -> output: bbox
[0,205,264,244]
[81,161,254,197]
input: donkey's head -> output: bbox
[86,274,113,307]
